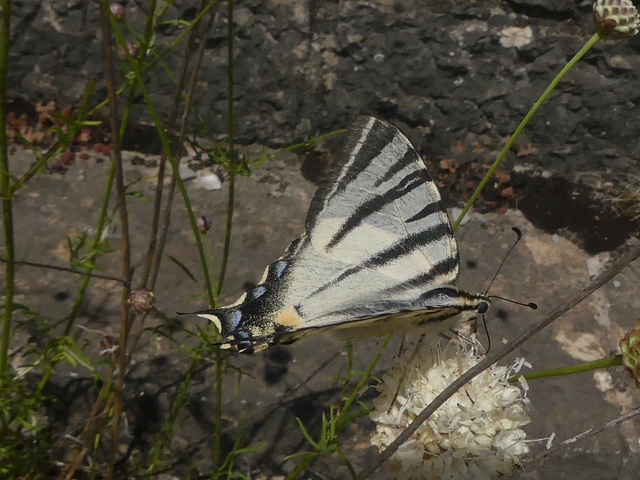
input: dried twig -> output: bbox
[527,405,640,466]
[0,257,128,285]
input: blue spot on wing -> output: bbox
[248,285,267,300]
[271,261,288,280]
[222,310,242,330]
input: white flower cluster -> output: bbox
[370,341,530,480]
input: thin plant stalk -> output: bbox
[11,81,96,194]
[144,356,197,478]
[57,368,115,480]
[452,30,605,231]
[107,7,214,304]
[138,6,220,471]
[211,1,235,472]
[218,0,236,299]
[149,1,220,289]
[33,164,117,398]
[286,336,391,480]
[0,0,12,381]
[100,3,133,479]
[141,0,193,287]
[510,355,622,383]
[87,1,219,119]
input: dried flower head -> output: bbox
[128,288,155,314]
[594,0,640,37]
[620,318,640,387]
[370,340,530,480]
[99,335,119,357]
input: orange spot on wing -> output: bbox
[275,307,302,328]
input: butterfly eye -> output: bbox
[477,302,489,314]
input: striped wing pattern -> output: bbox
[196,116,489,352]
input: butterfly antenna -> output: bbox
[484,226,523,296]
[487,295,537,310]
[482,227,537,351]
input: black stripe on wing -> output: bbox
[306,117,394,231]
[308,222,452,298]
[378,256,460,296]
[372,146,417,188]
[316,287,487,322]
[326,169,428,250]
[405,201,443,224]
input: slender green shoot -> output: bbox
[453,30,606,231]
[509,355,622,383]
[0,0,12,381]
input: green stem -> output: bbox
[336,334,391,428]
[452,30,605,231]
[11,81,96,195]
[101,3,134,479]
[63,167,116,335]
[0,0,12,381]
[148,1,219,290]
[87,2,218,119]
[216,175,234,299]
[217,0,235,299]
[108,10,214,305]
[34,162,113,398]
[284,455,316,480]
[509,355,622,382]
[213,0,235,473]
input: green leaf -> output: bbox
[295,417,319,449]
[165,254,198,284]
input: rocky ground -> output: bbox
[3,0,640,478]
[5,137,640,478]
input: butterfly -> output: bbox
[195,116,489,353]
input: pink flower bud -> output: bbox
[196,215,212,233]
[110,3,125,20]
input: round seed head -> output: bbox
[128,288,155,314]
[620,318,640,387]
[594,0,640,38]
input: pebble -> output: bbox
[195,171,222,191]
[179,166,197,181]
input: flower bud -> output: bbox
[594,0,640,37]
[110,3,125,20]
[128,288,155,314]
[118,41,139,60]
[196,215,212,233]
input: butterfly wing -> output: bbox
[196,116,487,352]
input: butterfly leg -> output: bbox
[386,334,425,413]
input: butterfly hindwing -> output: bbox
[195,116,488,352]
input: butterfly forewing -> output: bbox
[195,116,488,352]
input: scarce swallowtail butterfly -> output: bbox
[196,116,489,353]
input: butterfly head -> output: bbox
[416,286,490,323]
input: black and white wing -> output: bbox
[195,116,488,352]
